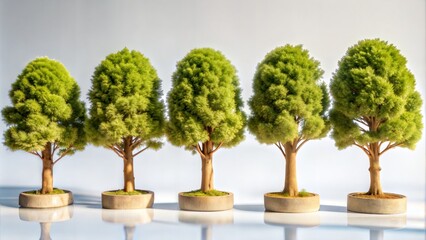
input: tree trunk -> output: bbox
[283,142,298,196]
[367,143,383,195]
[200,141,214,192]
[41,143,53,194]
[123,137,135,192]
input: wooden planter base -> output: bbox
[178,192,234,211]
[347,192,406,214]
[101,190,154,209]
[264,192,320,213]
[19,190,73,208]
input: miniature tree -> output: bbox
[87,48,165,193]
[330,39,423,195]
[2,57,86,194]
[248,45,330,197]
[167,48,246,192]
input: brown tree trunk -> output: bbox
[283,142,298,196]
[200,140,214,192]
[123,137,135,192]
[41,143,53,194]
[367,142,383,195]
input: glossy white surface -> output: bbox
[1,188,424,240]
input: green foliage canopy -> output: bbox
[248,45,329,145]
[2,57,86,155]
[330,39,423,150]
[167,48,246,148]
[87,48,165,149]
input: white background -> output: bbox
[0,0,424,206]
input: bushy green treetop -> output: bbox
[167,48,246,149]
[330,39,423,151]
[87,48,165,150]
[249,45,329,146]
[2,57,86,157]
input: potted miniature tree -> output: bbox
[87,48,165,209]
[248,45,330,213]
[167,48,246,211]
[2,57,86,208]
[330,39,423,214]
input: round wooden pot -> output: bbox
[264,192,320,213]
[19,190,73,208]
[101,190,154,209]
[178,192,234,211]
[347,192,406,214]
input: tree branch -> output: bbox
[108,144,124,159]
[296,139,310,152]
[29,151,43,159]
[379,142,402,156]
[53,145,73,165]
[274,142,286,158]
[194,143,206,159]
[133,146,149,157]
[210,142,223,154]
[353,142,371,156]
[131,137,143,149]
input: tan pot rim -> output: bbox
[178,191,233,198]
[264,192,320,199]
[102,189,154,197]
[348,192,406,199]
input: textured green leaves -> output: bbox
[330,39,423,150]
[87,48,166,146]
[167,48,246,148]
[2,57,86,153]
[248,45,329,145]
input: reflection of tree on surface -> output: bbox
[124,225,135,240]
[19,206,73,240]
[39,222,52,240]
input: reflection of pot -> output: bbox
[347,192,406,214]
[178,210,234,240]
[102,208,154,225]
[264,211,320,227]
[348,213,406,240]
[102,209,154,240]
[19,206,73,240]
[102,190,154,209]
[19,190,73,208]
[178,192,234,211]
[264,211,320,240]
[178,209,234,225]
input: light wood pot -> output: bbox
[178,192,234,211]
[347,192,406,214]
[264,192,320,213]
[102,190,154,209]
[19,190,73,208]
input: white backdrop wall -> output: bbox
[0,0,425,204]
